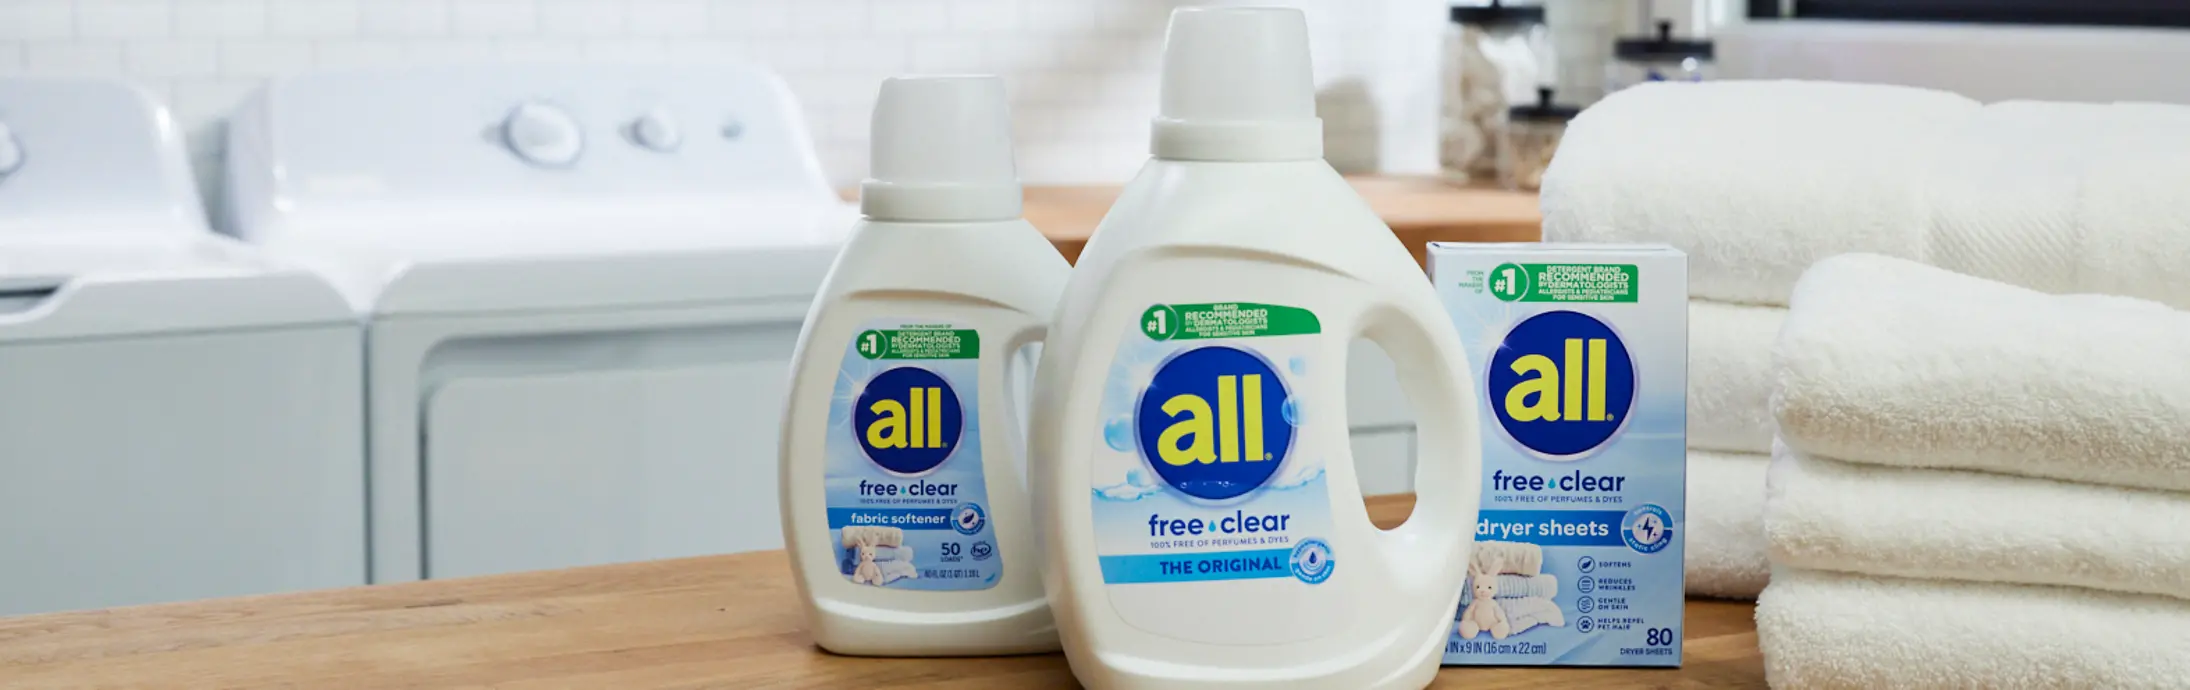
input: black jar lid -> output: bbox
[1510,87,1580,123]
[1450,0,1544,25]
[1616,20,1714,61]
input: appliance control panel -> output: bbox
[230,65,835,219]
[0,78,207,235]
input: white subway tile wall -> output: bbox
[0,0,1445,200]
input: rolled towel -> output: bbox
[1460,573,1559,606]
[1686,449,1770,599]
[1688,300,1783,454]
[1470,540,1543,577]
[1757,569,2190,689]
[1774,253,2190,492]
[1542,80,1979,306]
[1766,449,2190,603]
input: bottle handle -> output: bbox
[1354,292,1482,593]
[1000,321,1047,485]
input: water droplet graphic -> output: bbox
[1282,396,1300,426]
[1289,356,1307,376]
[1104,415,1134,451]
[1126,468,1150,487]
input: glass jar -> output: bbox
[1608,20,1714,93]
[1501,87,1578,192]
[1442,1,1552,185]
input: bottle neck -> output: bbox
[858,180,1023,223]
[1150,117,1324,162]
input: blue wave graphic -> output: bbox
[1091,467,1328,503]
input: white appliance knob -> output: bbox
[0,122,22,177]
[501,102,584,167]
[630,109,681,152]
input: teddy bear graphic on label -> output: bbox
[1458,557,1513,640]
[851,545,885,586]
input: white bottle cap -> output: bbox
[1152,7,1324,162]
[861,75,1024,222]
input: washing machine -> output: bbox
[221,65,848,582]
[0,77,365,615]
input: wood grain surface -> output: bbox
[841,176,1545,266]
[0,495,1760,689]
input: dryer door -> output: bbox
[419,324,796,579]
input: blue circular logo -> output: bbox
[1135,346,1294,501]
[853,367,963,475]
[970,540,994,561]
[1622,504,1673,553]
[1290,539,1334,584]
[952,502,986,535]
[1487,311,1636,459]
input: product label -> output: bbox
[1435,247,1687,668]
[823,320,1000,590]
[1091,301,1336,640]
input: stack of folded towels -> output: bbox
[1542,80,2190,602]
[1762,254,2190,687]
[1457,541,1565,638]
[1542,78,2190,684]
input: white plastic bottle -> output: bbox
[1028,8,1483,688]
[779,75,1065,656]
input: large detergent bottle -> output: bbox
[779,75,1066,656]
[1028,7,1483,689]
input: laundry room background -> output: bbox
[0,0,1447,202]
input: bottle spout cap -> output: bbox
[861,75,1024,222]
[1151,7,1324,162]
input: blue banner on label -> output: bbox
[826,508,957,530]
[1476,510,1627,546]
[1098,548,1295,584]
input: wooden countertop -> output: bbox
[0,495,1761,689]
[856,176,1543,266]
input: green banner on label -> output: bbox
[1140,302,1320,341]
[856,327,980,360]
[1489,263,1639,303]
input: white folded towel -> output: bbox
[1757,569,2190,689]
[1774,253,2190,492]
[1918,101,2103,298]
[1766,449,2190,603]
[1688,300,1783,454]
[1495,596,1565,636]
[1542,80,1979,306]
[876,559,919,585]
[1547,85,2190,310]
[1686,449,1769,599]
[2073,102,2190,307]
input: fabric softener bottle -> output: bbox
[779,75,1065,656]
